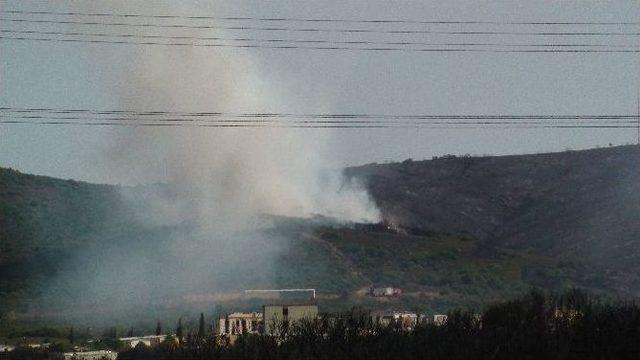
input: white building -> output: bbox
[59,350,117,360]
[433,314,448,326]
[119,335,167,348]
[0,344,15,352]
[369,287,402,297]
[370,311,418,330]
[218,312,263,336]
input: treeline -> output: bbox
[122,289,640,360]
[6,289,640,359]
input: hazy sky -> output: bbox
[1,0,639,185]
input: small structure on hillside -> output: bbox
[369,287,402,297]
[119,335,167,348]
[554,308,581,322]
[370,310,418,331]
[217,312,263,336]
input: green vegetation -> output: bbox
[0,167,140,319]
[269,225,588,312]
[8,290,637,360]
[117,290,640,360]
[2,145,639,328]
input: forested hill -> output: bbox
[0,168,176,260]
[2,145,640,322]
[347,145,640,296]
[0,169,178,317]
[1,168,123,259]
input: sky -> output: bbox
[1,0,639,185]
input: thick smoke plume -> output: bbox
[38,3,380,321]
[103,11,380,228]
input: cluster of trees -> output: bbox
[117,289,639,360]
[6,290,640,359]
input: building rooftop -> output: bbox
[263,302,318,307]
[224,312,263,318]
[119,335,167,341]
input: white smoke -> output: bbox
[37,3,381,319]
[104,12,380,230]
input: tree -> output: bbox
[102,327,119,350]
[198,313,206,339]
[49,342,73,353]
[176,318,184,343]
[155,321,162,336]
[127,327,134,337]
[68,326,74,345]
[159,335,178,353]
[107,326,118,339]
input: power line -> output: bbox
[3,14,638,53]
[3,106,638,128]
[1,111,638,129]
[2,18,639,37]
[1,107,637,120]
[2,29,635,49]
[3,35,639,53]
[2,116,635,126]
[1,119,636,129]
[3,10,639,26]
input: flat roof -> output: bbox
[224,312,263,318]
[119,335,167,340]
[263,303,318,307]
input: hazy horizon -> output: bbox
[3,4,640,356]
[2,0,639,185]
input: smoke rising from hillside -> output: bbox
[35,3,380,319]
[102,10,380,227]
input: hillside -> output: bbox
[346,145,640,296]
[1,145,640,323]
[0,169,162,316]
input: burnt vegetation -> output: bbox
[346,145,640,298]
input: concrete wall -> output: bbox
[263,304,318,335]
